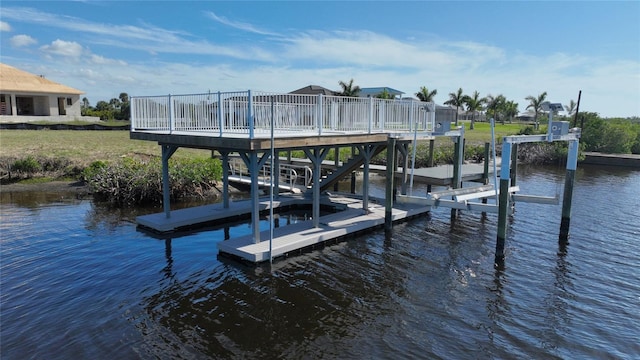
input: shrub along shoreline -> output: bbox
[0,141,567,206]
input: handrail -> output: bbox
[228,158,312,189]
[131,91,435,138]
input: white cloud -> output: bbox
[89,54,127,66]
[40,39,84,58]
[4,7,637,117]
[204,11,279,36]
[0,21,10,32]
[10,34,37,47]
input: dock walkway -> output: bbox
[137,193,430,262]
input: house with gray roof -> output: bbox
[289,85,336,96]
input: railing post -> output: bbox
[168,94,174,134]
[318,94,323,135]
[368,97,373,133]
[380,100,385,131]
[248,90,254,139]
[217,91,223,137]
[409,101,415,132]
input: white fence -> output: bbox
[130,91,435,138]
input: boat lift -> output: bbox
[395,102,581,262]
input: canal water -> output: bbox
[1,165,639,359]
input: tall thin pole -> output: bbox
[269,96,275,263]
[573,90,582,128]
[409,110,419,195]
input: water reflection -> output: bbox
[2,166,639,359]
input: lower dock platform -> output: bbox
[136,193,430,263]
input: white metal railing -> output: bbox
[228,158,313,189]
[131,91,435,138]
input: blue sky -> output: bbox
[1,1,639,117]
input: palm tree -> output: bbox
[485,94,507,124]
[463,90,485,130]
[444,87,465,126]
[415,86,437,102]
[338,79,361,97]
[81,97,90,116]
[504,100,519,123]
[525,91,547,130]
[376,88,394,99]
[565,99,576,115]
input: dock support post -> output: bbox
[359,144,380,212]
[334,146,340,192]
[428,139,435,167]
[451,128,464,220]
[560,139,579,241]
[161,145,178,218]
[221,151,230,208]
[400,143,409,195]
[363,148,371,211]
[350,146,357,194]
[496,141,512,262]
[304,147,329,228]
[385,138,396,231]
[249,152,260,243]
[350,172,356,194]
[239,151,271,244]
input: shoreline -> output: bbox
[1,180,89,193]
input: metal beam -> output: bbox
[161,144,178,218]
[303,147,330,227]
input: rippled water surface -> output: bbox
[1,165,639,359]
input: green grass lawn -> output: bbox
[0,122,526,166]
[0,130,211,166]
[455,120,527,144]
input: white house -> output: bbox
[0,63,98,122]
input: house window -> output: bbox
[0,94,11,115]
[67,98,72,106]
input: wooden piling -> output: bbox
[560,140,579,241]
[496,142,511,261]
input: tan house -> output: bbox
[0,63,98,122]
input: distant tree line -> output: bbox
[337,78,639,154]
[81,92,130,121]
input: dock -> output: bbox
[581,152,640,168]
[129,91,581,264]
